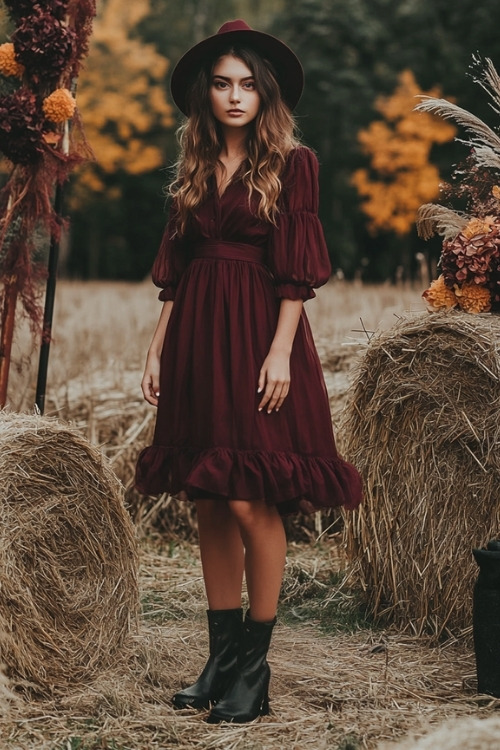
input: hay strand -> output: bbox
[341,311,500,639]
[0,411,139,690]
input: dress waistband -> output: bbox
[194,240,265,264]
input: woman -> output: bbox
[135,19,362,724]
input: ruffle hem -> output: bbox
[135,445,362,516]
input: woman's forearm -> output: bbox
[269,298,303,354]
[148,300,174,357]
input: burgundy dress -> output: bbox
[135,147,362,515]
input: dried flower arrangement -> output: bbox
[0,0,96,328]
[418,57,500,313]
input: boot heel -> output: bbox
[260,694,270,716]
[260,673,270,715]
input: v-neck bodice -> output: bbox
[193,172,270,249]
[215,159,247,198]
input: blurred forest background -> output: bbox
[3,0,500,283]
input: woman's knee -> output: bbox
[227,498,279,530]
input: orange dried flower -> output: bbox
[422,275,458,310]
[454,283,491,313]
[42,88,76,123]
[462,215,496,240]
[0,43,24,78]
[492,185,500,201]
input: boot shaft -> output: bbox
[206,612,276,724]
[206,607,243,653]
[238,613,276,673]
[172,607,243,710]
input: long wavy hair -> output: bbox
[169,45,301,235]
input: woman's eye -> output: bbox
[214,80,228,89]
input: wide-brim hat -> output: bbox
[170,19,304,115]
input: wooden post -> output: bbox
[0,275,19,408]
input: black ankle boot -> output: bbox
[206,612,276,723]
[172,608,243,710]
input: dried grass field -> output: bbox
[2,280,497,749]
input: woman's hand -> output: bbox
[258,348,291,413]
[257,298,302,414]
[141,351,161,407]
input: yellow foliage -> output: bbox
[76,166,107,194]
[352,70,456,235]
[73,0,174,203]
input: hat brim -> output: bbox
[170,28,304,115]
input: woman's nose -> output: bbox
[230,86,241,103]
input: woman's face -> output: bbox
[209,54,261,130]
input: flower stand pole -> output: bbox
[0,275,18,408]
[35,181,64,414]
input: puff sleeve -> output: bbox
[151,202,187,302]
[269,147,331,301]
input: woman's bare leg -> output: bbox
[228,499,286,622]
[195,499,245,610]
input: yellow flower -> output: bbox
[0,43,24,78]
[461,215,496,240]
[42,88,76,123]
[422,275,458,311]
[454,283,491,313]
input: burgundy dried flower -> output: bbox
[3,0,69,21]
[440,223,500,289]
[12,9,76,82]
[0,88,45,165]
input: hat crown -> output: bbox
[217,19,253,35]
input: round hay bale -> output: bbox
[341,311,500,639]
[0,411,139,689]
[380,716,500,750]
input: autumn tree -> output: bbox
[351,71,456,239]
[77,0,172,181]
[67,0,174,278]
